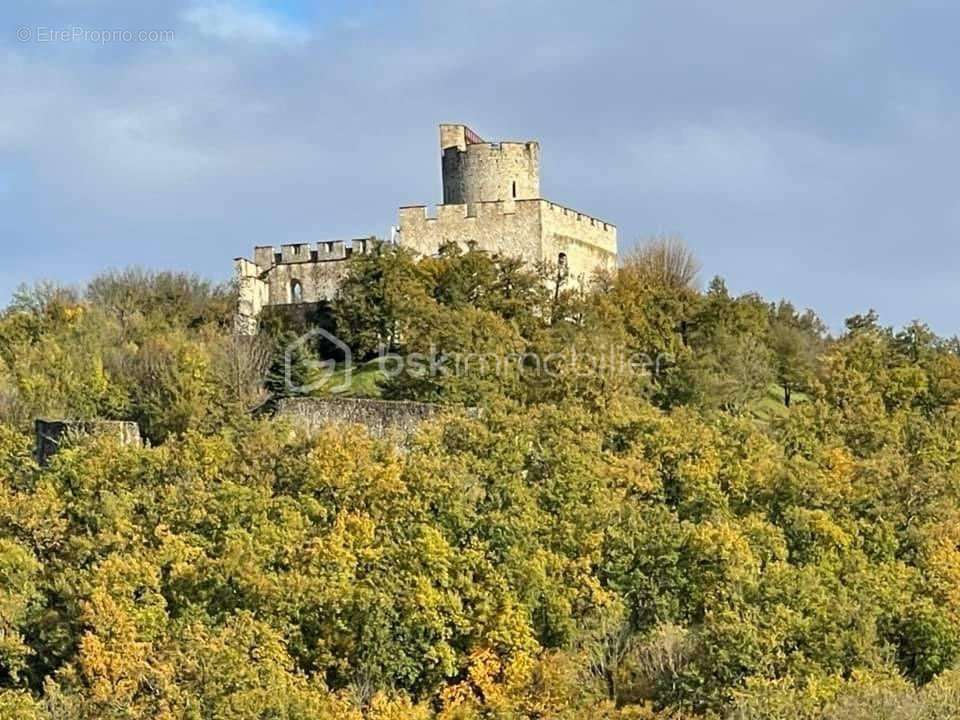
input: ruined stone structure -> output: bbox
[276,397,442,440]
[35,419,142,466]
[235,123,617,331]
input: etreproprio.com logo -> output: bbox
[17,26,175,44]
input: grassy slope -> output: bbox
[321,360,386,398]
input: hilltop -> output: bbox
[1,242,960,719]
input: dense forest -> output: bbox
[2,240,960,718]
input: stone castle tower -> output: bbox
[439,123,540,204]
[398,123,617,287]
[235,123,617,332]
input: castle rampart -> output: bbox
[399,199,544,261]
[540,201,618,285]
[235,122,619,332]
[398,197,617,284]
[235,237,378,332]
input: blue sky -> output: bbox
[2,0,959,333]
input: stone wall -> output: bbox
[235,258,269,334]
[235,238,378,333]
[398,199,616,286]
[276,397,441,440]
[35,419,142,466]
[398,199,544,263]
[440,123,483,152]
[254,239,375,306]
[261,259,352,307]
[540,201,618,287]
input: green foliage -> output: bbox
[85,267,234,329]
[0,272,239,444]
[4,247,960,718]
[334,245,431,357]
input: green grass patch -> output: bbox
[319,359,386,398]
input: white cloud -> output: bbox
[181,2,309,45]
[4,0,960,331]
[627,124,782,196]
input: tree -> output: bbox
[10,259,960,719]
[263,330,328,402]
[86,268,233,330]
[211,331,272,411]
[627,236,702,291]
[768,301,824,407]
[334,246,430,357]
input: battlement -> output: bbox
[399,200,614,230]
[235,236,381,333]
[253,237,377,268]
[541,200,616,232]
[398,197,617,271]
[399,200,528,226]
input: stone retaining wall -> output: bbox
[276,397,442,439]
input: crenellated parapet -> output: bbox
[400,198,620,225]
[397,198,617,276]
[541,200,616,233]
[235,237,381,334]
[399,199,538,223]
[252,237,377,269]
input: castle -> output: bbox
[235,123,618,332]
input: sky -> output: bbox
[1,0,959,333]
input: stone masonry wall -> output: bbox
[262,260,351,306]
[276,398,441,440]
[254,240,374,306]
[236,239,379,333]
[398,199,544,264]
[235,258,269,333]
[398,199,616,285]
[540,201,618,287]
